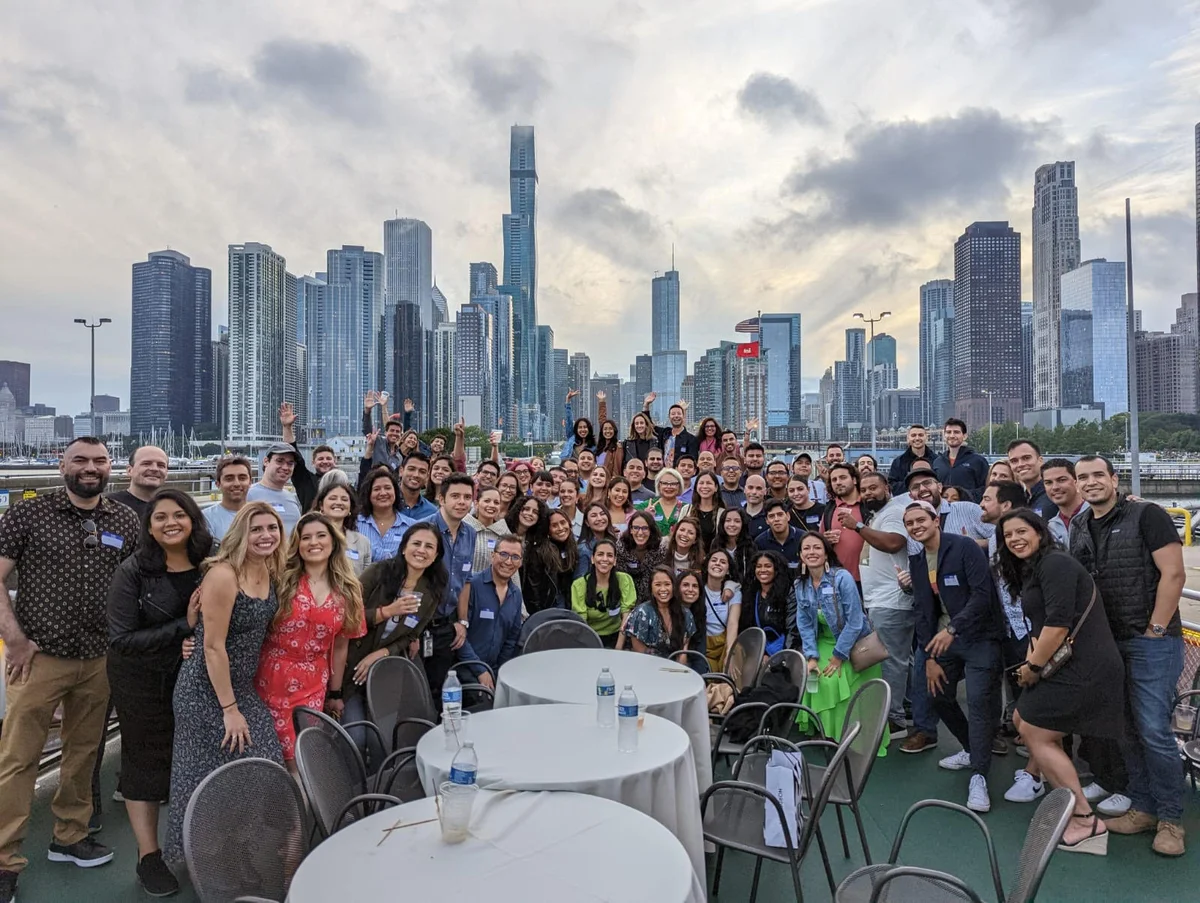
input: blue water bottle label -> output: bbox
[449,767,475,785]
[597,685,615,697]
[618,704,638,717]
[443,687,462,704]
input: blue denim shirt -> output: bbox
[398,495,439,523]
[356,512,416,562]
[434,511,478,616]
[794,568,872,663]
[458,569,523,676]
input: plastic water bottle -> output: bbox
[617,685,639,753]
[449,741,478,785]
[442,670,463,721]
[596,667,616,728]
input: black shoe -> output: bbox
[0,869,16,903]
[992,737,1009,756]
[137,851,180,897]
[888,719,909,740]
[87,810,102,835]
[47,836,114,868]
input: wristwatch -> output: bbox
[945,624,957,637]
[458,619,470,629]
[1150,623,1167,637]
[853,521,865,532]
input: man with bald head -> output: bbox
[742,474,770,539]
[108,445,169,519]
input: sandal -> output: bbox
[1057,813,1108,856]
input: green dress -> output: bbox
[796,611,887,757]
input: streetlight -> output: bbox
[852,310,891,457]
[981,389,994,457]
[74,317,112,438]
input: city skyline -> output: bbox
[2,2,1198,417]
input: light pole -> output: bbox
[981,389,994,457]
[74,317,112,438]
[852,310,891,457]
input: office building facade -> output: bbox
[504,126,539,433]
[759,313,802,428]
[0,362,30,410]
[228,243,289,444]
[651,268,680,354]
[1032,161,1081,409]
[1059,259,1128,417]
[432,321,457,427]
[919,279,955,426]
[455,302,493,429]
[1021,301,1034,410]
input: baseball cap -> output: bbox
[904,468,938,488]
[265,443,297,460]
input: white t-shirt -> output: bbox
[246,483,302,537]
[859,498,911,612]
[202,504,239,544]
[703,585,742,636]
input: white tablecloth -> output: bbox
[415,704,706,885]
[495,647,713,791]
[286,790,705,903]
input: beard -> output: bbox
[64,470,108,498]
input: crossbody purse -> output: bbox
[832,581,890,671]
[1036,584,1098,679]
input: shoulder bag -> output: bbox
[832,579,890,671]
[1037,584,1098,679]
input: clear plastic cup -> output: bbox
[1173,703,1196,735]
[443,710,471,750]
[437,781,477,843]
[637,704,646,730]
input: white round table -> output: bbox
[494,648,713,791]
[415,704,706,884]
[286,790,705,903]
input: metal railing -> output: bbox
[1166,508,1194,546]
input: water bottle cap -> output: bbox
[624,684,633,689]
[463,741,474,748]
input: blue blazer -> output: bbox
[794,568,872,663]
[909,532,1003,649]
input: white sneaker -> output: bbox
[938,750,972,771]
[1096,793,1131,816]
[1081,782,1108,803]
[1004,769,1045,803]
[111,789,124,803]
[968,774,991,813]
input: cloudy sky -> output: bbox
[2,0,1198,416]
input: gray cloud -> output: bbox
[460,49,549,113]
[736,72,827,127]
[183,67,259,108]
[0,89,75,145]
[556,188,664,270]
[782,108,1046,229]
[983,0,1102,31]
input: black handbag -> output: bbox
[1038,585,1098,679]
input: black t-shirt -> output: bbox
[108,490,150,520]
[1087,502,1182,636]
[789,503,823,532]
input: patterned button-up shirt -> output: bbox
[0,490,139,658]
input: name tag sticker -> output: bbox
[944,575,960,587]
[486,538,496,549]
[100,532,125,550]
[821,585,832,595]
[462,563,471,572]
[271,504,286,513]
[480,609,496,620]
[654,514,664,521]
[346,549,360,560]
[403,614,420,628]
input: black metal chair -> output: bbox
[451,660,498,711]
[182,759,307,903]
[374,746,425,802]
[365,655,438,753]
[523,618,604,652]
[834,788,1074,903]
[709,634,805,770]
[667,648,712,673]
[294,726,402,839]
[1172,689,1200,790]
[702,722,862,903]
[706,626,766,695]
[760,648,808,688]
[518,607,587,649]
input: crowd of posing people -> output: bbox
[0,398,1191,901]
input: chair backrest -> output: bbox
[726,627,765,691]
[523,619,603,653]
[518,607,586,649]
[797,722,862,856]
[377,748,425,803]
[761,649,807,688]
[839,678,891,795]
[731,734,802,787]
[669,648,711,674]
[183,759,307,903]
[294,726,369,839]
[366,655,437,752]
[1006,787,1074,903]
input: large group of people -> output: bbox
[0,393,1192,901]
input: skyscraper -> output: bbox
[651,267,680,354]
[568,353,592,428]
[431,283,449,325]
[693,343,734,425]
[469,262,498,297]
[919,279,955,427]
[536,324,556,429]
[1059,259,1128,417]
[1032,161,1081,409]
[0,361,30,410]
[228,243,289,444]
[1021,301,1034,410]
[866,332,897,403]
[383,218,433,408]
[392,303,425,423]
[1137,331,1197,414]
[551,348,570,434]
[455,303,493,429]
[953,222,1023,425]
[210,326,228,440]
[503,126,539,433]
[634,354,653,403]
[323,246,384,429]
[1194,123,1199,299]
[130,250,212,435]
[475,290,514,430]
[432,322,457,427]
[759,313,802,428]
[1171,292,1200,414]
[845,328,865,366]
[651,352,687,422]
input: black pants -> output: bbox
[929,640,1002,779]
[423,618,459,711]
[90,697,117,814]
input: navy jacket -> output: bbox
[888,446,937,496]
[909,532,1003,649]
[932,445,989,502]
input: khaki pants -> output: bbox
[0,653,109,872]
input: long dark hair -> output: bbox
[995,508,1055,591]
[315,481,359,534]
[359,466,401,516]
[583,538,620,610]
[506,495,547,537]
[666,516,705,571]
[691,471,725,512]
[546,509,580,576]
[798,531,840,581]
[579,502,616,547]
[749,550,791,634]
[138,488,212,572]
[425,454,457,502]
[572,417,597,451]
[375,521,447,608]
[648,566,686,652]
[716,507,755,580]
[597,419,620,454]
[619,510,660,559]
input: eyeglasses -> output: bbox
[630,524,652,533]
[81,519,99,550]
[494,551,523,563]
[658,480,681,489]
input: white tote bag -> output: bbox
[763,749,806,848]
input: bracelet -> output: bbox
[221,700,237,710]
[326,688,343,700]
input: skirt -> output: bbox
[108,652,179,801]
[796,614,887,757]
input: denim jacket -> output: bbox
[794,568,872,663]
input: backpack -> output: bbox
[722,662,800,743]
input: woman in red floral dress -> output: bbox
[255,512,366,767]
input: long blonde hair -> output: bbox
[274,511,365,632]
[204,501,287,581]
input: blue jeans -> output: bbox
[343,694,385,766]
[867,607,913,724]
[928,640,1002,778]
[910,646,939,737]
[1118,635,1185,822]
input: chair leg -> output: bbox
[835,804,851,857]
[789,858,806,903]
[850,799,872,863]
[814,823,837,896]
[749,856,763,903]
[712,846,726,896]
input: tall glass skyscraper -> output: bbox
[228,243,289,443]
[503,126,539,433]
[130,250,212,435]
[759,313,801,428]
[919,279,955,426]
[1059,258,1128,416]
[325,245,384,418]
[1032,161,1081,409]
[383,218,433,410]
[651,268,680,354]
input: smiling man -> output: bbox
[247,443,302,537]
[108,445,169,519]
[1006,439,1055,521]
